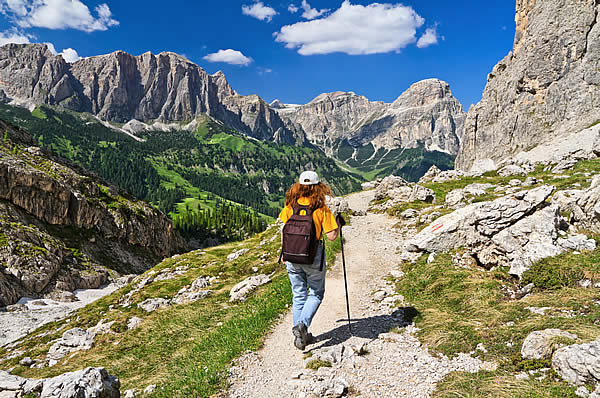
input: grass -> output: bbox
[4,224,288,396]
[394,241,600,397]
[305,359,332,370]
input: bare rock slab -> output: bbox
[553,337,600,386]
[229,275,271,302]
[521,329,578,360]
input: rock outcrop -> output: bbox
[521,329,578,360]
[0,367,120,397]
[0,120,187,306]
[405,185,597,277]
[553,337,600,386]
[275,79,465,155]
[457,0,600,171]
[0,43,303,144]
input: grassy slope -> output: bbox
[1,221,345,396]
[381,158,600,397]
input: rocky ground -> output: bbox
[225,190,494,398]
[0,284,118,347]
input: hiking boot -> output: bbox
[305,332,316,345]
[292,322,308,350]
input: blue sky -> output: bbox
[0,0,516,109]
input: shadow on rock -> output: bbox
[310,306,420,350]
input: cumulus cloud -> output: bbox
[203,49,253,66]
[1,0,119,32]
[288,4,298,13]
[0,29,31,45]
[300,0,328,19]
[416,26,438,48]
[275,1,425,55]
[45,42,82,62]
[241,1,277,22]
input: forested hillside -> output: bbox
[0,104,361,245]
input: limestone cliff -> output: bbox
[0,44,303,144]
[456,0,600,171]
[274,79,465,156]
[0,120,187,306]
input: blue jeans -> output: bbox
[286,243,326,328]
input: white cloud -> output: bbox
[242,1,277,22]
[1,0,119,32]
[288,4,298,13]
[257,67,272,75]
[203,49,253,66]
[275,1,425,55]
[0,29,31,45]
[45,42,82,63]
[416,26,438,48]
[300,0,328,19]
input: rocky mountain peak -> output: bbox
[391,79,452,108]
[275,78,465,155]
[0,43,297,142]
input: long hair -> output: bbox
[285,182,332,209]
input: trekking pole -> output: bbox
[336,214,352,335]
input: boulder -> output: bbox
[361,181,378,190]
[409,185,435,203]
[47,328,96,362]
[418,165,442,183]
[229,275,271,302]
[407,185,554,253]
[498,165,527,177]
[127,317,143,330]
[326,197,349,215]
[137,298,171,313]
[553,337,600,386]
[0,367,119,397]
[374,176,409,200]
[445,189,465,207]
[521,329,578,360]
[227,248,249,262]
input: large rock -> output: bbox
[229,274,271,302]
[409,184,598,277]
[0,43,303,144]
[0,367,119,397]
[521,329,578,360]
[553,337,600,386]
[457,0,600,171]
[47,328,96,362]
[274,79,466,156]
[137,298,171,312]
[407,185,554,253]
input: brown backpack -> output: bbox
[279,204,325,270]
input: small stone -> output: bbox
[390,270,405,279]
[127,317,143,330]
[372,291,387,302]
[19,357,33,366]
[144,384,157,394]
[575,386,590,398]
[124,389,137,398]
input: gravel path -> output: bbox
[225,190,492,398]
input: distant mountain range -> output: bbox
[0,43,464,179]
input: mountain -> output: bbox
[0,102,361,245]
[0,43,304,145]
[273,79,465,155]
[272,79,464,181]
[0,119,187,306]
[456,0,600,172]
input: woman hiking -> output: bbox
[279,171,341,350]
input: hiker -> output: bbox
[279,171,341,350]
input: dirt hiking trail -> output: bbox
[226,190,489,398]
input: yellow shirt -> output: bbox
[278,197,338,240]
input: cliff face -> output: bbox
[456,0,600,171]
[274,79,465,156]
[0,44,302,143]
[0,120,187,306]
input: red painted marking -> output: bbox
[431,224,444,232]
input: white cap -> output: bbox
[299,171,320,185]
